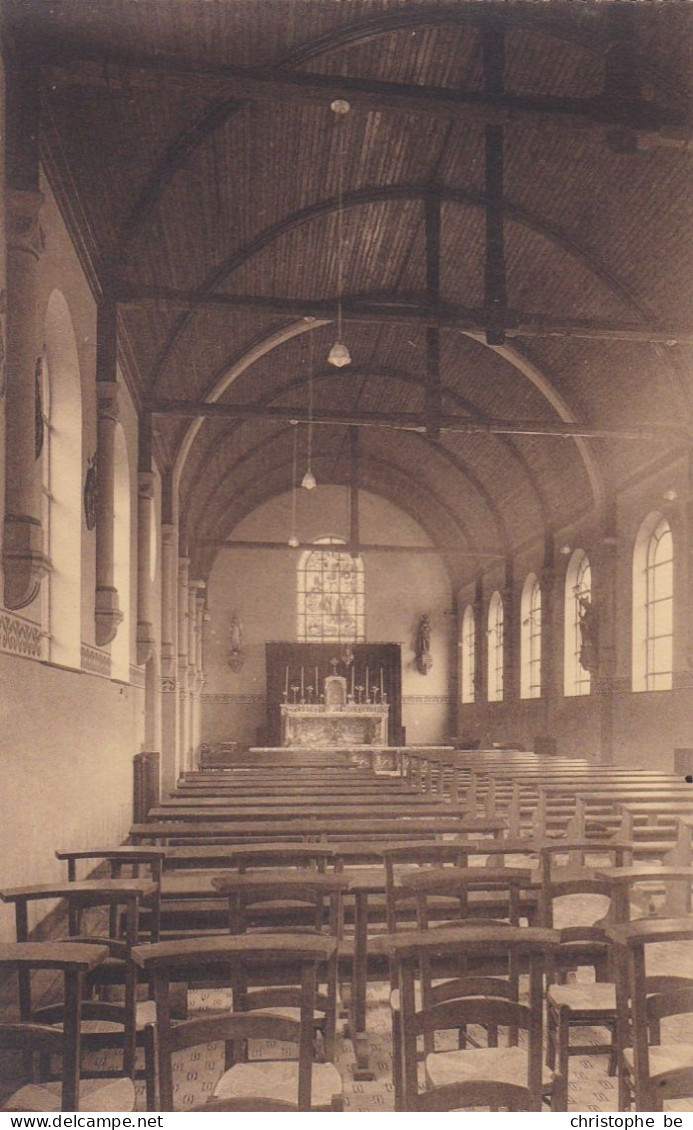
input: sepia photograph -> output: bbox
[0,0,692,1116]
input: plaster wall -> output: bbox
[0,653,140,941]
[0,172,152,939]
[202,487,454,748]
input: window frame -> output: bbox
[633,511,673,692]
[520,573,542,700]
[487,590,504,702]
[460,603,475,704]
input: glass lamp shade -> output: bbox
[288,534,300,548]
[301,469,317,490]
[327,340,351,368]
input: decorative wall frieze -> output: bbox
[201,693,265,706]
[80,642,111,677]
[0,610,45,660]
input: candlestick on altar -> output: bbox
[315,666,318,693]
[291,685,299,704]
[380,667,384,699]
[285,665,289,695]
[351,666,355,695]
[365,667,369,695]
[300,666,304,698]
[372,685,379,704]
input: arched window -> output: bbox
[520,573,541,699]
[112,422,131,681]
[297,536,364,642]
[487,590,503,702]
[564,549,592,697]
[460,603,475,704]
[633,512,673,692]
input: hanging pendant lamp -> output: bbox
[302,334,317,489]
[288,421,300,546]
[328,99,351,368]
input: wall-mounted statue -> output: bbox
[415,612,433,675]
[227,612,244,672]
[577,593,599,674]
[84,452,98,531]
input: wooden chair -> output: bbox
[0,879,157,1078]
[0,942,135,1113]
[375,925,566,1111]
[387,863,534,1109]
[608,918,693,1111]
[132,934,342,1111]
[211,869,348,1060]
[538,841,634,1089]
[55,846,165,942]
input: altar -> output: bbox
[280,702,389,748]
[280,673,389,748]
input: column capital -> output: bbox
[95,585,123,646]
[137,470,155,501]
[540,563,555,591]
[6,190,44,258]
[136,622,156,666]
[96,379,120,423]
[3,514,51,610]
[161,641,177,679]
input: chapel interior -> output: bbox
[0,0,692,1115]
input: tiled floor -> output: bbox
[135,936,693,1113]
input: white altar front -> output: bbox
[280,702,389,747]
[280,674,389,748]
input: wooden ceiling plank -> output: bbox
[482,16,508,346]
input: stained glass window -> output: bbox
[297,537,365,642]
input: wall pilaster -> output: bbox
[3,189,50,609]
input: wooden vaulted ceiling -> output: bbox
[8,0,693,583]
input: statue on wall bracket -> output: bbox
[577,593,599,674]
[227,612,244,672]
[415,612,433,675]
[84,452,98,531]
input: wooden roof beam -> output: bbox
[201,539,504,559]
[148,398,689,442]
[119,288,693,345]
[44,54,691,140]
